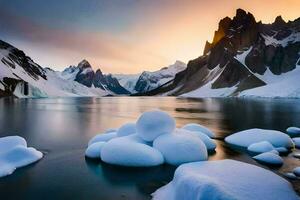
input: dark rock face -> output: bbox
[0,40,47,97]
[66,60,130,95]
[142,9,300,96]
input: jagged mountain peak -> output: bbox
[77,59,92,69]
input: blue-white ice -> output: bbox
[293,167,300,177]
[88,131,117,146]
[153,129,208,165]
[152,159,299,200]
[0,136,43,177]
[292,137,300,148]
[85,142,105,159]
[247,141,275,154]
[136,110,175,141]
[116,123,136,137]
[253,152,283,166]
[101,134,164,167]
[182,123,215,138]
[225,128,294,148]
[287,127,300,138]
[180,129,216,151]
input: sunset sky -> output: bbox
[0,0,299,73]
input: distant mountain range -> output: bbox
[0,8,299,98]
[141,9,300,98]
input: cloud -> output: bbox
[0,8,167,73]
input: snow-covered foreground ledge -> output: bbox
[152,159,300,200]
[0,136,43,177]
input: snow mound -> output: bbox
[180,129,216,151]
[247,141,275,154]
[88,131,117,146]
[292,137,300,148]
[253,152,283,166]
[0,136,27,152]
[287,127,300,138]
[182,123,215,138]
[136,110,175,142]
[101,135,164,167]
[85,142,106,159]
[225,128,294,148]
[152,159,299,200]
[0,136,43,177]
[293,167,300,177]
[153,129,207,165]
[117,123,136,137]
[275,147,289,154]
[285,172,298,180]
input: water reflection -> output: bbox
[0,97,299,199]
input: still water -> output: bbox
[0,97,299,199]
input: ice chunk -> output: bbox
[85,142,105,159]
[253,152,283,166]
[225,129,294,148]
[292,137,300,148]
[101,134,163,167]
[287,127,300,137]
[116,123,136,137]
[0,136,27,152]
[247,141,275,154]
[153,130,208,165]
[0,137,43,178]
[285,172,298,180]
[179,129,216,151]
[293,167,300,177]
[88,132,117,146]
[275,147,289,154]
[182,123,215,138]
[152,160,299,200]
[136,110,175,142]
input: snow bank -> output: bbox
[275,147,288,154]
[153,129,207,165]
[0,136,43,177]
[116,123,136,137]
[152,159,299,200]
[101,135,164,167]
[85,142,106,159]
[247,141,275,154]
[182,123,215,138]
[225,128,294,148]
[136,110,175,142]
[287,127,300,138]
[253,152,283,166]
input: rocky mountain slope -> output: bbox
[113,60,186,94]
[60,60,130,95]
[0,40,109,97]
[142,9,300,98]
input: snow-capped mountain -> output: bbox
[60,60,130,95]
[143,9,300,98]
[113,60,186,94]
[0,40,109,97]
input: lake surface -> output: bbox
[0,97,300,199]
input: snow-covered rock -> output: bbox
[153,130,208,165]
[247,141,275,154]
[116,123,136,137]
[88,131,117,146]
[0,136,43,177]
[85,142,105,159]
[101,135,163,167]
[136,110,175,142]
[292,137,300,148]
[182,123,215,138]
[253,152,283,166]
[285,172,298,180]
[275,147,289,154]
[180,129,216,151]
[225,129,294,148]
[287,127,300,138]
[152,159,299,200]
[293,167,300,177]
